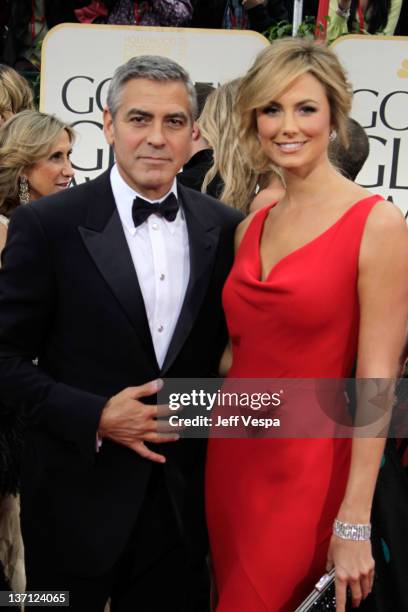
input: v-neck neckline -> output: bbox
[257,195,380,283]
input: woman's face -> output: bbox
[24,129,74,200]
[256,73,332,173]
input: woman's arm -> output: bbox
[380,0,403,35]
[329,201,408,611]
[327,0,351,43]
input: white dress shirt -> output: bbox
[110,164,190,369]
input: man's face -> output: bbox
[104,78,193,200]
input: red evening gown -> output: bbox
[206,195,383,611]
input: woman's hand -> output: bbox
[327,536,375,611]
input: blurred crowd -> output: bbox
[0,0,294,71]
[1,1,406,72]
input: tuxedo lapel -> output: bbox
[78,171,158,369]
[161,185,220,375]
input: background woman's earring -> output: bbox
[18,176,30,204]
[329,130,337,142]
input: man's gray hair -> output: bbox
[106,55,197,120]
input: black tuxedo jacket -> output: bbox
[0,170,243,576]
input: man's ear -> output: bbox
[103,107,115,146]
[192,121,201,142]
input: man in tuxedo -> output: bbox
[0,56,242,611]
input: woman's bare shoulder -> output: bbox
[335,180,407,243]
[234,211,257,252]
[364,198,407,241]
[359,198,408,271]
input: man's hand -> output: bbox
[98,379,179,463]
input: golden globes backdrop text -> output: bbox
[40,24,269,186]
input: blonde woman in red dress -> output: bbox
[206,38,408,611]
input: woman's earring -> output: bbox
[329,130,337,142]
[18,176,30,205]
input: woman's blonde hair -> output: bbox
[0,64,35,121]
[0,110,75,217]
[198,79,262,213]
[236,37,353,174]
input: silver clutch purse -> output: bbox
[295,569,336,612]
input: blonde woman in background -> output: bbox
[179,79,284,214]
[0,110,74,595]
[199,79,283,214]
[0,110,75,253]
[0,64,34,125]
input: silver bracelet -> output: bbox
[333,519,371,541]
[336,4,351,18]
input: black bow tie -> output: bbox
[132,192,179,227]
